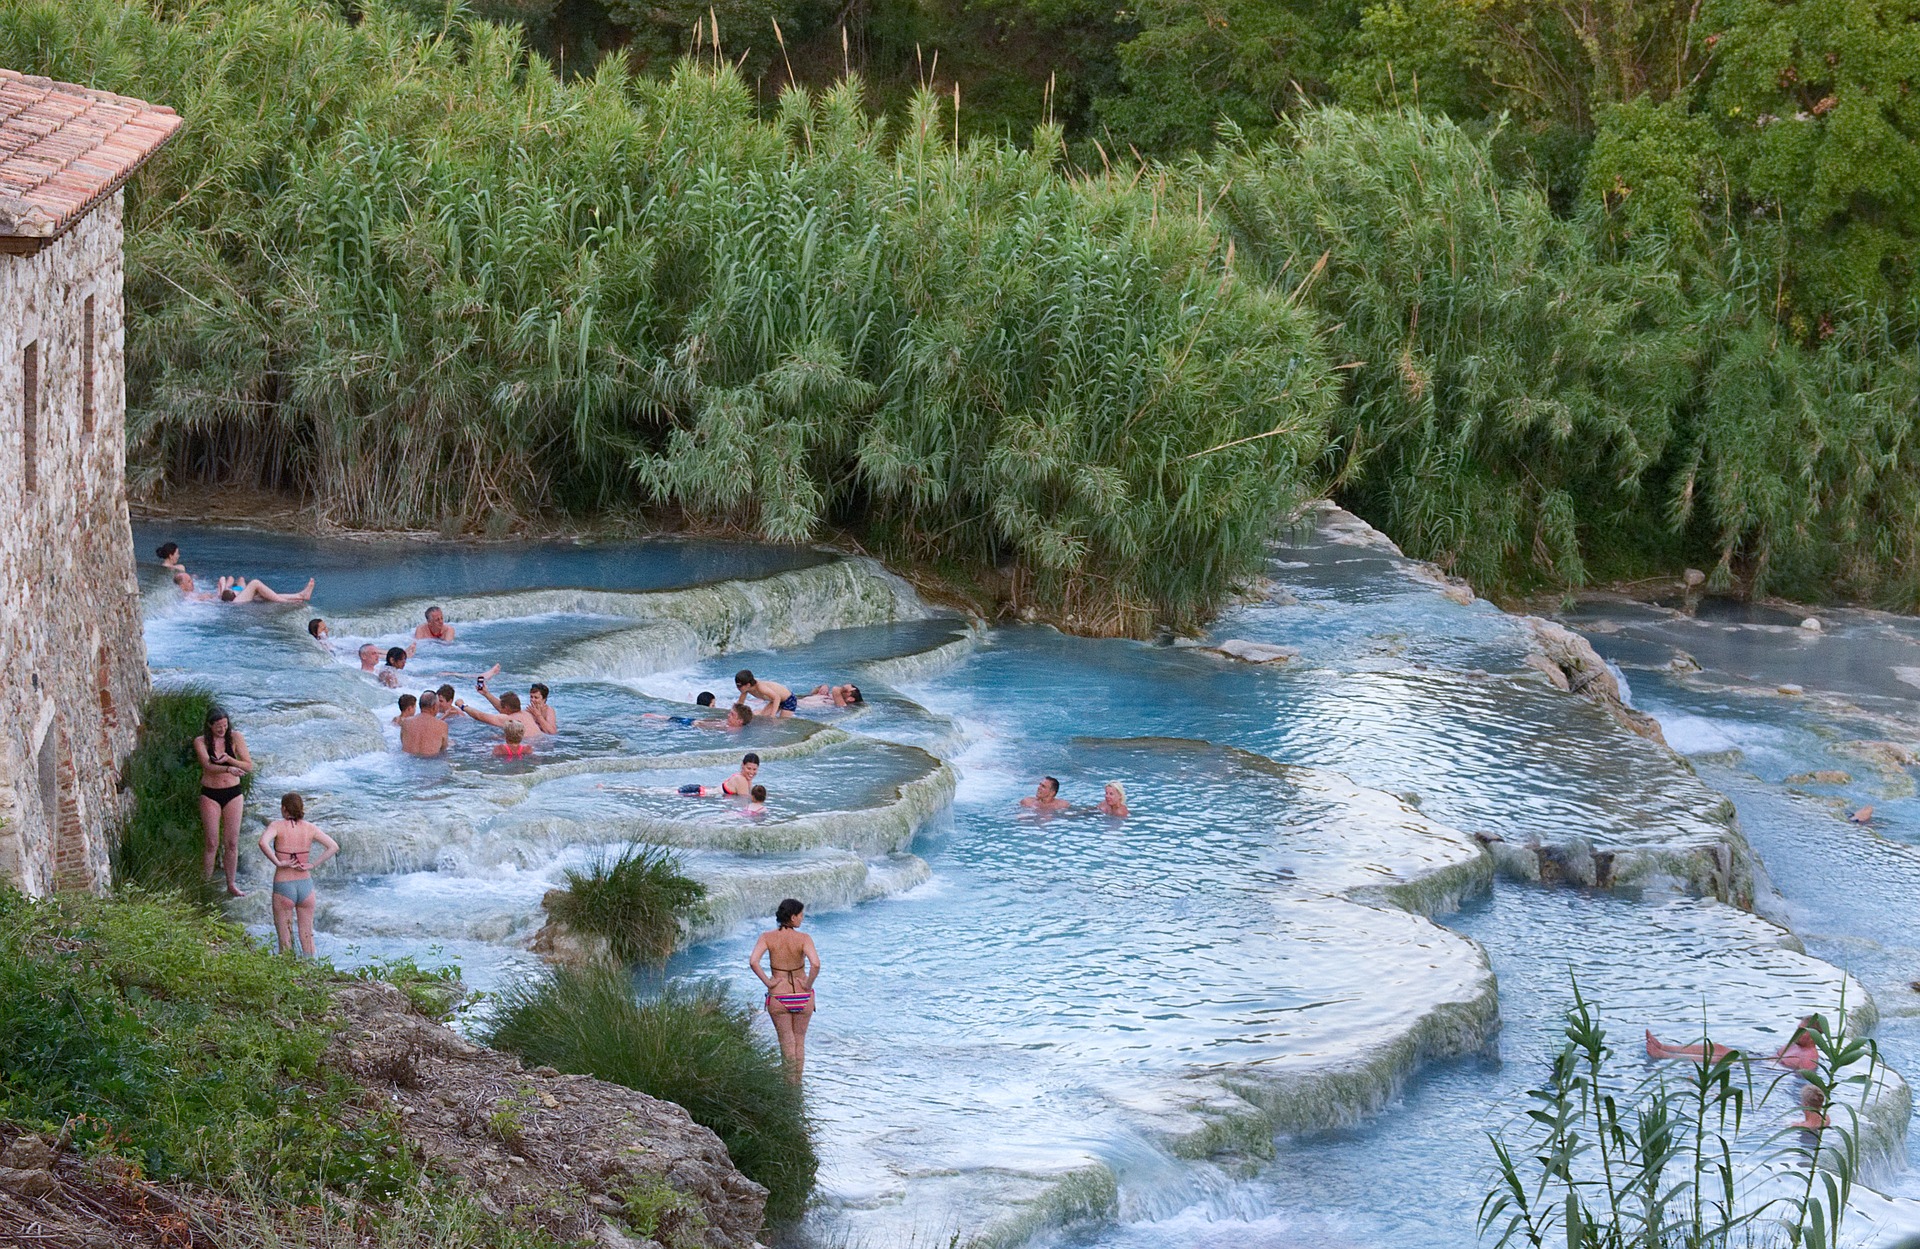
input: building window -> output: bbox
[22,340,37,492]
[82,296,97,440]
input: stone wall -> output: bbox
[0,192,149,895]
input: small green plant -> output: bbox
[486,1092,535,1150]
[483,965,817,1224]
[354,954,470,1021]
[545,843,708,966]
[1481,976,1880,1249]
[617,1175,708,1245]
[114,688,226,905]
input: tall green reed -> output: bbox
[1482,978,1881,1249]
[3,0,1331,633]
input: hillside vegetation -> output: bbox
[5,0,1918,618]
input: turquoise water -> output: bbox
[134,519,1920,1247]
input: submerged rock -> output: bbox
[1206,638,1300,664]
[1783,770,1854,786]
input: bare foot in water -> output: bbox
[297,578,315,601]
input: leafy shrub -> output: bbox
[484,965,816,1224]
[113,688,226,903]
[546,843,708,966]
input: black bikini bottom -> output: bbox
[201,783,245,807]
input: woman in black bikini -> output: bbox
[195,707,255,897]
[748,899,821,1085]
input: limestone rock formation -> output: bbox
[1517,616,1668,746]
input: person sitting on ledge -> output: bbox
[1646,1016,1823,1071]
[736,669,797,717]
[414,605,457,643]
[1020,776,1071,813]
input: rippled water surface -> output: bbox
[134,519,1920,1247]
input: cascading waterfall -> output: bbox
[136,520,1920,1248]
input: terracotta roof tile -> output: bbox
[0,67,180,246]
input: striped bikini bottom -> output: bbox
[769,991,814,1014]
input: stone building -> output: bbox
[0,70,180,894]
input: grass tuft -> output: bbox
[546,843,708,966]
[483,964,817,1225]
[113,687,226,906]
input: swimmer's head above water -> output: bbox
[726,704,753,729]
[696,691,717,707]
[307,618,327,640]
[385,646,408,669]
[156,542,179,566]
[359,644,381,670]
[397,694,417,716]
[418,690,438,713]
[751,784,767,802]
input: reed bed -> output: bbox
[3,0,1331,633]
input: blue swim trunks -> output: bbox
[778,693,798,713]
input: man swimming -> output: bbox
[735,669,797,717]
[1020,776,1071,812]
[414,605,458,642]
[400,692,450,756]
[798,683,864,709]
[358,643,383,674]
[694,704,754,730]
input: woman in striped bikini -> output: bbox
[748,899,821,1085]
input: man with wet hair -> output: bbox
[400,693,451,756]
[414,605,457,642]
[1020,776,1071,812]
[392,693,418,725]
[434,683,466,719]
[735,669,797,717]
[358,643,383,674]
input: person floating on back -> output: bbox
[258,792,337,958]
[749,899,820,1085]
[735,669,797,717]
[798,683,863,709]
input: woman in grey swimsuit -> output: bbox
[196,707,255,897]
[748,899,821,1085]
[257,792,337,957]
